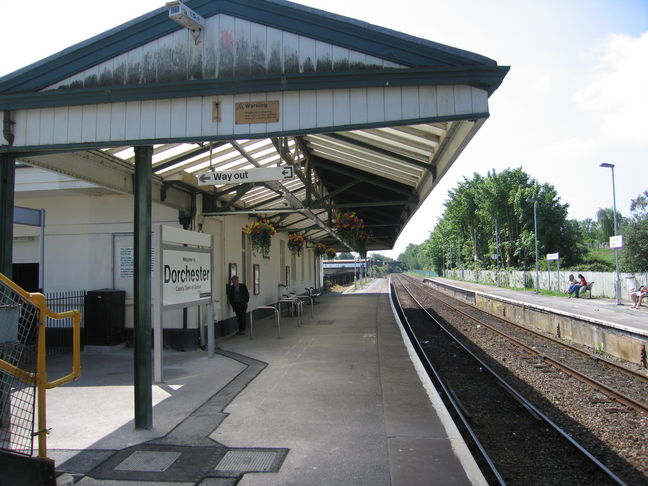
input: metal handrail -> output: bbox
[0,273,81,459]
[251,306,281,338]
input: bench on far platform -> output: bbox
[580,281,594,299]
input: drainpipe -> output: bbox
[3,111,14,146]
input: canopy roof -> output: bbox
[0,0,508,251]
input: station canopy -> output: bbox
[0,0,508,252]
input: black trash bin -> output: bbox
[84,289,125,345]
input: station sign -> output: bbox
[610,235,624,249]
[196,166,294,186]
[546,253,560,261]
[162,246,212,308]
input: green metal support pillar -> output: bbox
[133,145,153,429]
[0,154,15,430]
[0,154,15,278]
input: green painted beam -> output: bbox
[0,155,15,277]
[310,157,413,197]
[133,145,153,430]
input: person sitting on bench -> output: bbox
[566,274,579,298]
[573,274,587,298]
[631,284,647,309]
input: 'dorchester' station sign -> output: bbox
[196,166,294,185]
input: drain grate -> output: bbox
[114,451,181,472]
[316,320,334,325]
[215,450,279,472]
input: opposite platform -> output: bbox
[424,276,648,368]
[43,278,483,485]
[426,277,648,337]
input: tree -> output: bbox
[577,218,599,247]
[596,208,624,244]
[621,191,648,272]
[419,168,583,270]
[398,243,425,271]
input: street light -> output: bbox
[494,217,501,287]
[600,163,621,305]
[526,198,540,294]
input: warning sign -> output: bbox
[235,100,280,124]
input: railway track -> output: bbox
[411,276,648,415]
[390,274,647,485]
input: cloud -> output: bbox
[573,32,648,144]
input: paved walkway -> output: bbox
[43,278,481,485]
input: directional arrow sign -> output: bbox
[196,166,294,186]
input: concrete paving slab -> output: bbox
[24,278,486,485]
[45,350,246,451]
[212,279,480,486]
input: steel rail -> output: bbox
[393,274,628,486]
[419,276,648,383]
[389,277,506,486]
[412,276,648,415]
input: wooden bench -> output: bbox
[580,281,594,299]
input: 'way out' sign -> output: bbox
[196,166,294,185]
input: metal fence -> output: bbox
[408,269,439,278]
[0,277,39,456]
[45,290,86,356]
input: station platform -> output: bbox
[43,278,483,485]
[427,277,648,338]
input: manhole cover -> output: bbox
[316,320,334,325]
[114,451,181,472]
[215,450,279,472]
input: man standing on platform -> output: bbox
[227,275,249,335]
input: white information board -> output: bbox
[112,232,157,299]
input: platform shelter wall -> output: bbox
[13,181,320,337]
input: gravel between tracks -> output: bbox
[397,275,648,485]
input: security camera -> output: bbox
[167,1,205,41]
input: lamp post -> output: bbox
[600,163,621,305]
[494,218,501,287]
[526,198,540,294]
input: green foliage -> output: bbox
[565,262,613,272]
[577,218,599,247]
[621,191,648,272]
[583,248,615,268]
[418,168,583,272]
[398,243,426,271]
[596,208,624,244]
[369,253,393,263]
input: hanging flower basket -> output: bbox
[325,248,337,259]
[334,211,366,250]
[354,231,368,259]
[245,219,276,257]
[288,233,305,256]
[314,242,327,257]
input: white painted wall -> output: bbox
[13,185,321,329]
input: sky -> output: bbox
[1,0,646,259]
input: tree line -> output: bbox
[398,168,648,273]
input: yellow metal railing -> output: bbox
[0,273,81,458]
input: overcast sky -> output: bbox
[1,0,646,258]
